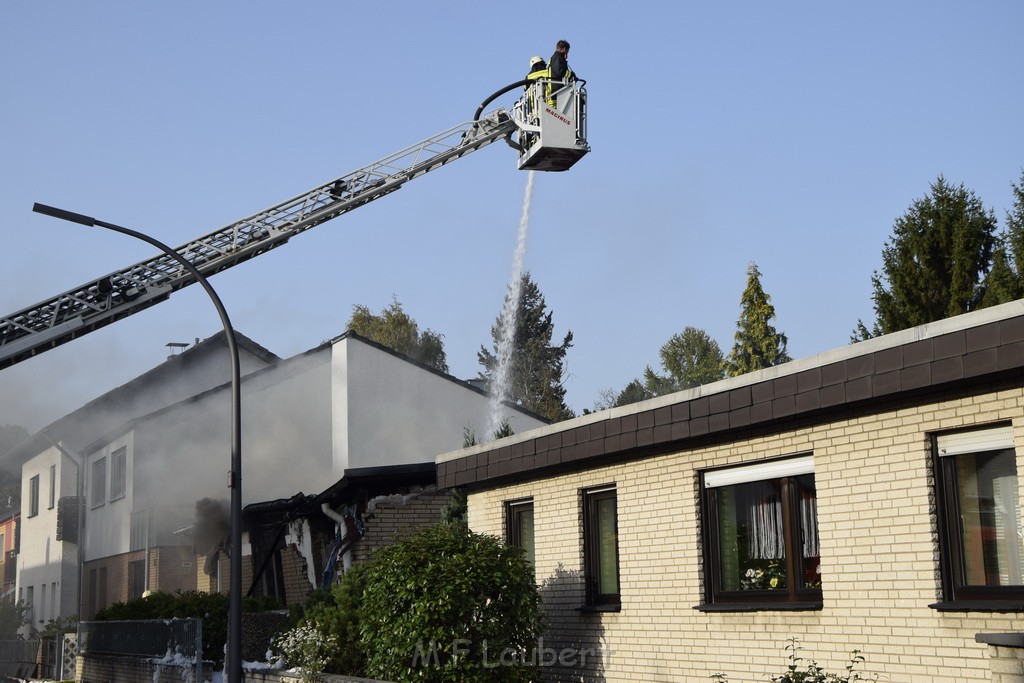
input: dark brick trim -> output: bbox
[441,318,1024,489]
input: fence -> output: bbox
[0,639,38,679]
[79,617,203,680]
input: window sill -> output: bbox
[693,601,822,613]
[929,601,1024,613]
[577,604,621,613]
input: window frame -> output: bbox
[28,475,39,517]
[932,425,1023,609]
[505,498,535,572]
[699,456,822,611]
[48,464,56,510]
[109,447,127,501]
[582,485,620,609]
[90,457,107,509]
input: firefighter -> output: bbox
[546,40,575,105]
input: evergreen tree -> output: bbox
[478,272,574,422]
[644,326,725,393]
[982,170,1024,306]
[724,262,791,377]
[347,297,448,373]
[857,175,998,337]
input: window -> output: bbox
[701,455,822,609]
[91,457,106,507]
[128,560,146,600]
[130,510,149,551]
[110,447,127,500]
[583,486,619,608]
[506,499,535,570]
[934,425,1023,607]
[48,465,56,509]
[29,475,39,517]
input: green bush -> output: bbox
[95,590,280,663]
[711,638,878,682]
[358,522,543,682]
[293,563,368,675]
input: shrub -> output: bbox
[270,623,339,683]
[711,638,879,682]
[358,522,543,682]
[293,563,367,675]
[95,590,281,663]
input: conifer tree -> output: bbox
[723,262,791,377]
[856,175,998,337]
[644,326,725,393]
[478,272,574,422]
[982,171,1024,306]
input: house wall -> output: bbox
[81,546,197,619]
[351,489,450,565]
[16,444,80,629]
[334,337,547,473]
[83,432,134,563]
[467,388,1024,682]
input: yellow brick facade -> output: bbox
[467,390,1024,682]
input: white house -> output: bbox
[4,331,280,632]
[13,330,547,619]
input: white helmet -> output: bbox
[529,56,544,67]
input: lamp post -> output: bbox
[33,203,244,683]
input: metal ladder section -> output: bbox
[0,110,517,370]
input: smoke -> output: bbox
[194,497,229,574]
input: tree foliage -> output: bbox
[478,273,574,422]
[0,595,29,639]
[288,564,368,676]
[358,523,544,682]
[724,262,791,377]
[857,175,999,338]
[644,326,725,393]
[348,297,448,373]
[982,170,1024,307]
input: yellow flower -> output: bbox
[769,577,779,588]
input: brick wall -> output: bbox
[82,546,198,618]
[467,389,1024,682]
[352,489,449,565]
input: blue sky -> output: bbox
[2,1,1022,431]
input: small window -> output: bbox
[29,475,39,517]
[506,499,535,570]
[934,425,1023,606]
[48,465,56,509]
[91,457,106,508]
[583,486,619,608]
[701,455,822,609]
[110,447,127,501]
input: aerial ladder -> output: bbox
[0,79,588,370]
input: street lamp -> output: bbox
[32,203,244,683]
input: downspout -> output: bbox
[320,503,353,572]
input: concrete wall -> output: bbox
[334,337,546,472]
[467,389,1024,682]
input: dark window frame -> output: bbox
[505,498,535,571]
[90,457,106,509]
[582,485,620,609]
[932,425,1023,609]
[48,464,56,510]
[109,447,127,501]
[700,461,822,611]
[28,475,39,518]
